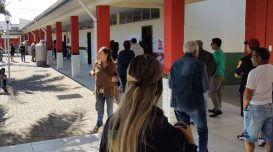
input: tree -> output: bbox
[0,0,10,16]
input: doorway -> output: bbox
[141,25,153,53]
[87,32,92,64]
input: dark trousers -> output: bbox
[240,91,244,117]
[119,74,126,92]
[3,80,6,87]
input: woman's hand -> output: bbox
[174,123,195,145]
[90,70,95,77]
[111,76,118,82]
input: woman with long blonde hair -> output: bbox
[100,55,197,152]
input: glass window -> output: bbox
[151,8,160,19]
[142,8,150,20]
[132,9,141,22]
[110,14,117,25]
[120,13,126,24]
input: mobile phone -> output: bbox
[174,121,188,129]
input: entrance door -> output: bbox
[141,25,153,53]
[87,32,92,64]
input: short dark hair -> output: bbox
[212,38,222,47]
[123,40,131,49]
[131,38,137,44]
[253,47,270,62]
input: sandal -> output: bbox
[91,126,99,134]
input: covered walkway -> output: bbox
[0,55,266,152]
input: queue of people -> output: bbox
[90,37,272,152]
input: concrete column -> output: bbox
[164,0,184,74]
[56,22,63,69]
[70,16,80,77]
[46,25,53,65]
[97,5,110,49]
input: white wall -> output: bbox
[110,12,163,54]
[184,0,246,53]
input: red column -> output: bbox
[46,26,52,50]
[245,0,267,46]
[28,32,32,44]
[164,0,184,74]
[97,5,110,49]
[266,0,273,63]
[246,0,273,63]
[40,28,45,40]
[56,22,62,52]
[34,29,40,43]
[71,16,79,55]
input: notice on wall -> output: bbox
[153,39,163,53]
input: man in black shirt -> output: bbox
[196,40,216,79]
[235,39,259,117]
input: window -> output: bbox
[151,9,160,19]
[142,9,150,20]
[110,14,117,25]
[119,8,160,24]
[132,9,141,22]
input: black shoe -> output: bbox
[237,133,245,141]
[208,109,216,113]
[209,111,222,117]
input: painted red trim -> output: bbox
[71,16,79,54]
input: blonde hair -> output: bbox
[106,55,163,152]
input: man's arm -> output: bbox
[243,87,254,109]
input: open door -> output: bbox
[141,25,153,53]
[87,32,92,64]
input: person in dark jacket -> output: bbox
[100,55,197,152]
[19,43,26,62]
[235,39,259,117]
[196,40,216,79]
[0,68,8,93]
[10,42,15,62]
[117,40,135,92]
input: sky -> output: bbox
[0,0,58,24]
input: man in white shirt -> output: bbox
[130,38,144,57]
[243,47,273,152]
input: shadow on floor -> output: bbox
[0,109,87,147]
[12,74,68,97]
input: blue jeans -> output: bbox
[175,109,208,152]
[244,103,273,143]
[96,94,114,128]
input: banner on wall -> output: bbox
[153,38,163,53]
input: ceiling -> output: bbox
[22,0,205,32]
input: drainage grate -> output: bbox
[56,94,83,100]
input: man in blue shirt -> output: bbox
[169,41,209,152]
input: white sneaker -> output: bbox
[257,137,266,146]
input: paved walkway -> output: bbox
[0,55,266,152]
